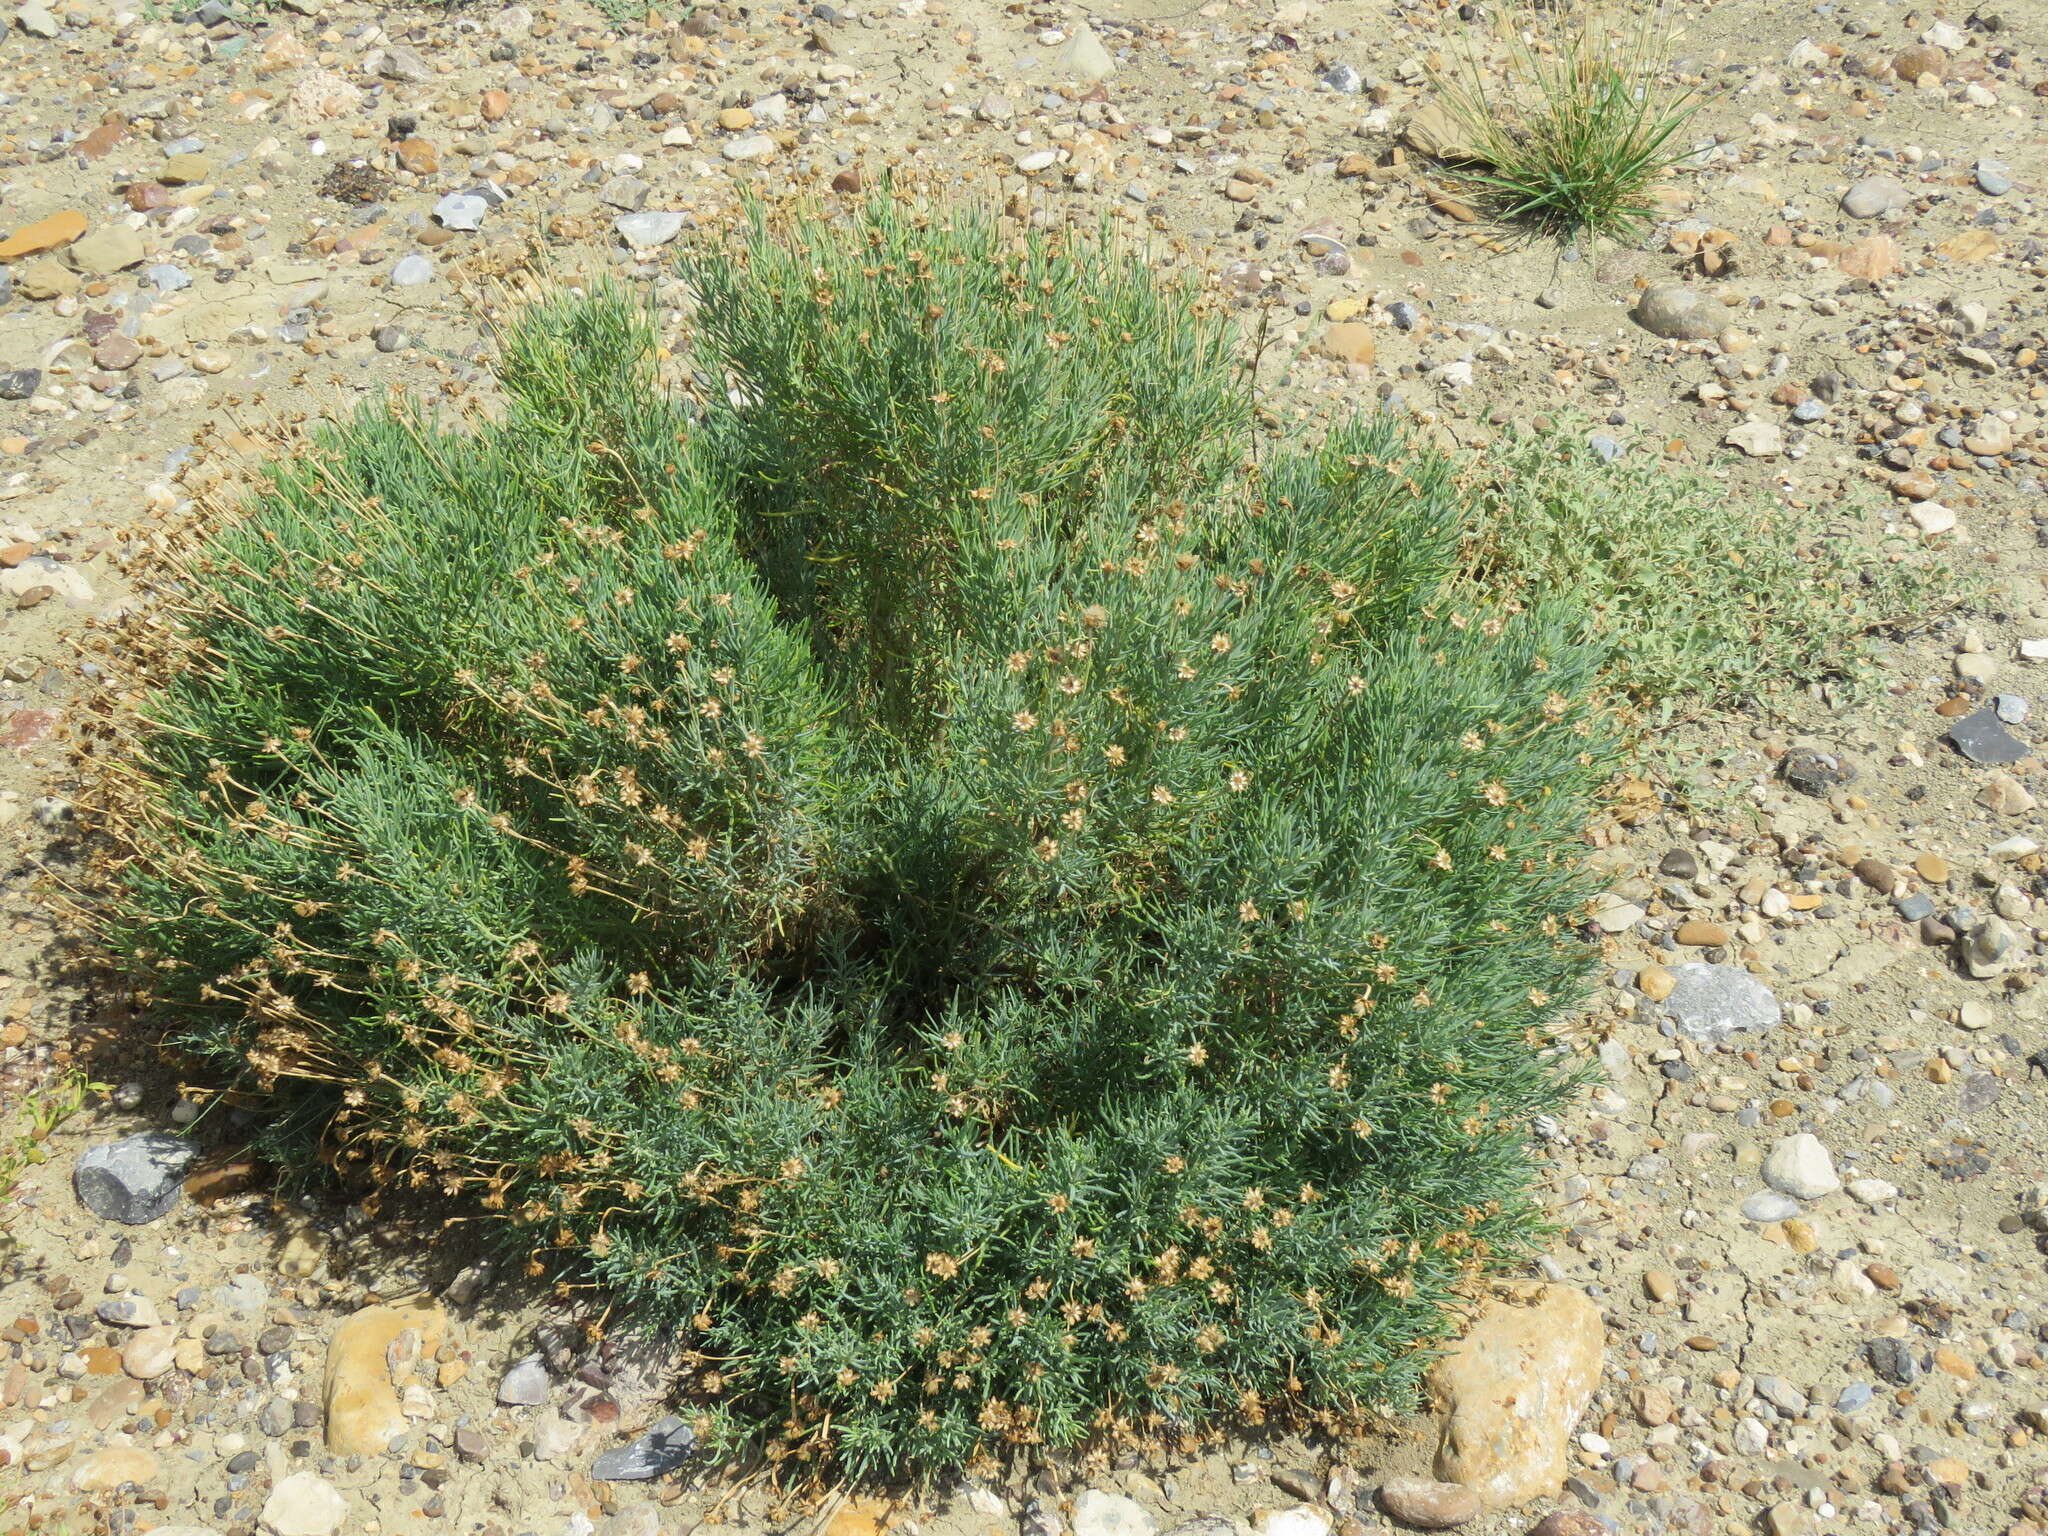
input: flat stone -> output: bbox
[1428,1282,1602,1511]
[1841,177,1908,219]
[496,1353,550,1406]
[1724,419,1783,458]
[1947,706,2026,764]
[721,133,777,162]
[433,193,488,231]
[1377,1478,1481,1529]
[590,1413,694,1480]
[71,1445,159,1491]
[1976,159,2013,197]
[159,153,211,186]
[1742,1190,1801,1222]
[261,1471,347,1536]
[614,211,684,250]
[14,3,60,36]
[1319,323,1375,365]
[323,1298,446,1454]
[390,254,435,287]
[69,225,145,274]
[0,209,88,262]
[121,1325,177,1378]
[75,1133,196,1224]
[1660,963,1780,1042]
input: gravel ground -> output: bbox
[2,0,2047,1534]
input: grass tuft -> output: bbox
[1426,2,1699,243]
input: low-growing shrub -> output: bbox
[97,200,1619,1478]
[1457,420,1965,713]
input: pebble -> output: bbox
[1840,177,1908,219]
[260,1471,348,1536]
[497,1353,551,1406]
[434,193,489,231]
[1632,284,1718,340]
[74,1133,196,1225]
[1975,159,2013,197]
[1762,1133,1839,1199]
[1741,1191,1801,1222]
[1376,1478,1481,1529]
[614,212,685,250]
[390,254,435,288]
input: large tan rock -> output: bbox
[1428,1281,1604,1511]
[322,1298,446,1454]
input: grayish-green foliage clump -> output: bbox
[1460,421,1963,713]
[104,200,1619,1478]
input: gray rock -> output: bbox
[374,324,409,353]
[390,254,435,288]
[377,45,432,82]
[614,211,684,250]
[601,176,650,212]
[1962,917,2016,979]
[1994,693,2028,724]
[497,1353,551,1406]
[1841,176,1908,219]
[0,367,40,400]
[1741,1190,1801,1222]
[433,193,488,231]
[14,3,59,36]
[1866,1336,1920,1385]
[1947,705,2027,764]
[1976,159,2012,197]
[721,133,776,163]
[1660,963,1781,1042]
[1632,284,1717,340]
[1071,1491,1155,1536]
[146,264,191,292]
[1588,433,1622,462]
[1321,62,1362,93]
[74,1133,196,1225]
[590,1414,694,1481]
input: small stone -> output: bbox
[75,1133,195,1225]
[1962,917,2015,979]
[1632,285,1717,341]
[122,1325,177,1378]
[1836,234,1899,281]
[1779,748,1853,795]
[71,1444,159,1491]
[97,1295,161,1327]
[433,193,488,231]
[1891,44,1947,82]
[1635,963,1675,1002]
[601,176,650,212]
[1841,177,1908,219]
[1976,159,2013,197]
[1724,419,1783,458]
[1661,963,1779,1041]
[1965,416,2014,456]
[1070,1491,1156,1536]
[0,209,88,261]
[68,225,145,274]
[323,1299,445,1454]
[159,153,212,187]
[614,212,685,250]
[393,138,439,176]
[377,44,431,81]
[1847,1177,1898,1205]
[497,1353,550,1406]
[261,1471,347,1536]
[1947,706,2027,765]
[590,1413,695,1481]
[0,368,39,399]
[1055,23,1116,82]
[390,254,434,288]
[1674,919,1730,947]
[1742,1190,1801,1222]
[722,134,777,163]
[1851,857,1897,894]
[14,3,60,36]
[481,89,511,121]
[1527,1517,1608,1536]
[1867,1336,1919,1384]
[1319,323,1375,366]
[1763,1134,1840,1199]
[1377,1478,1481,1529]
